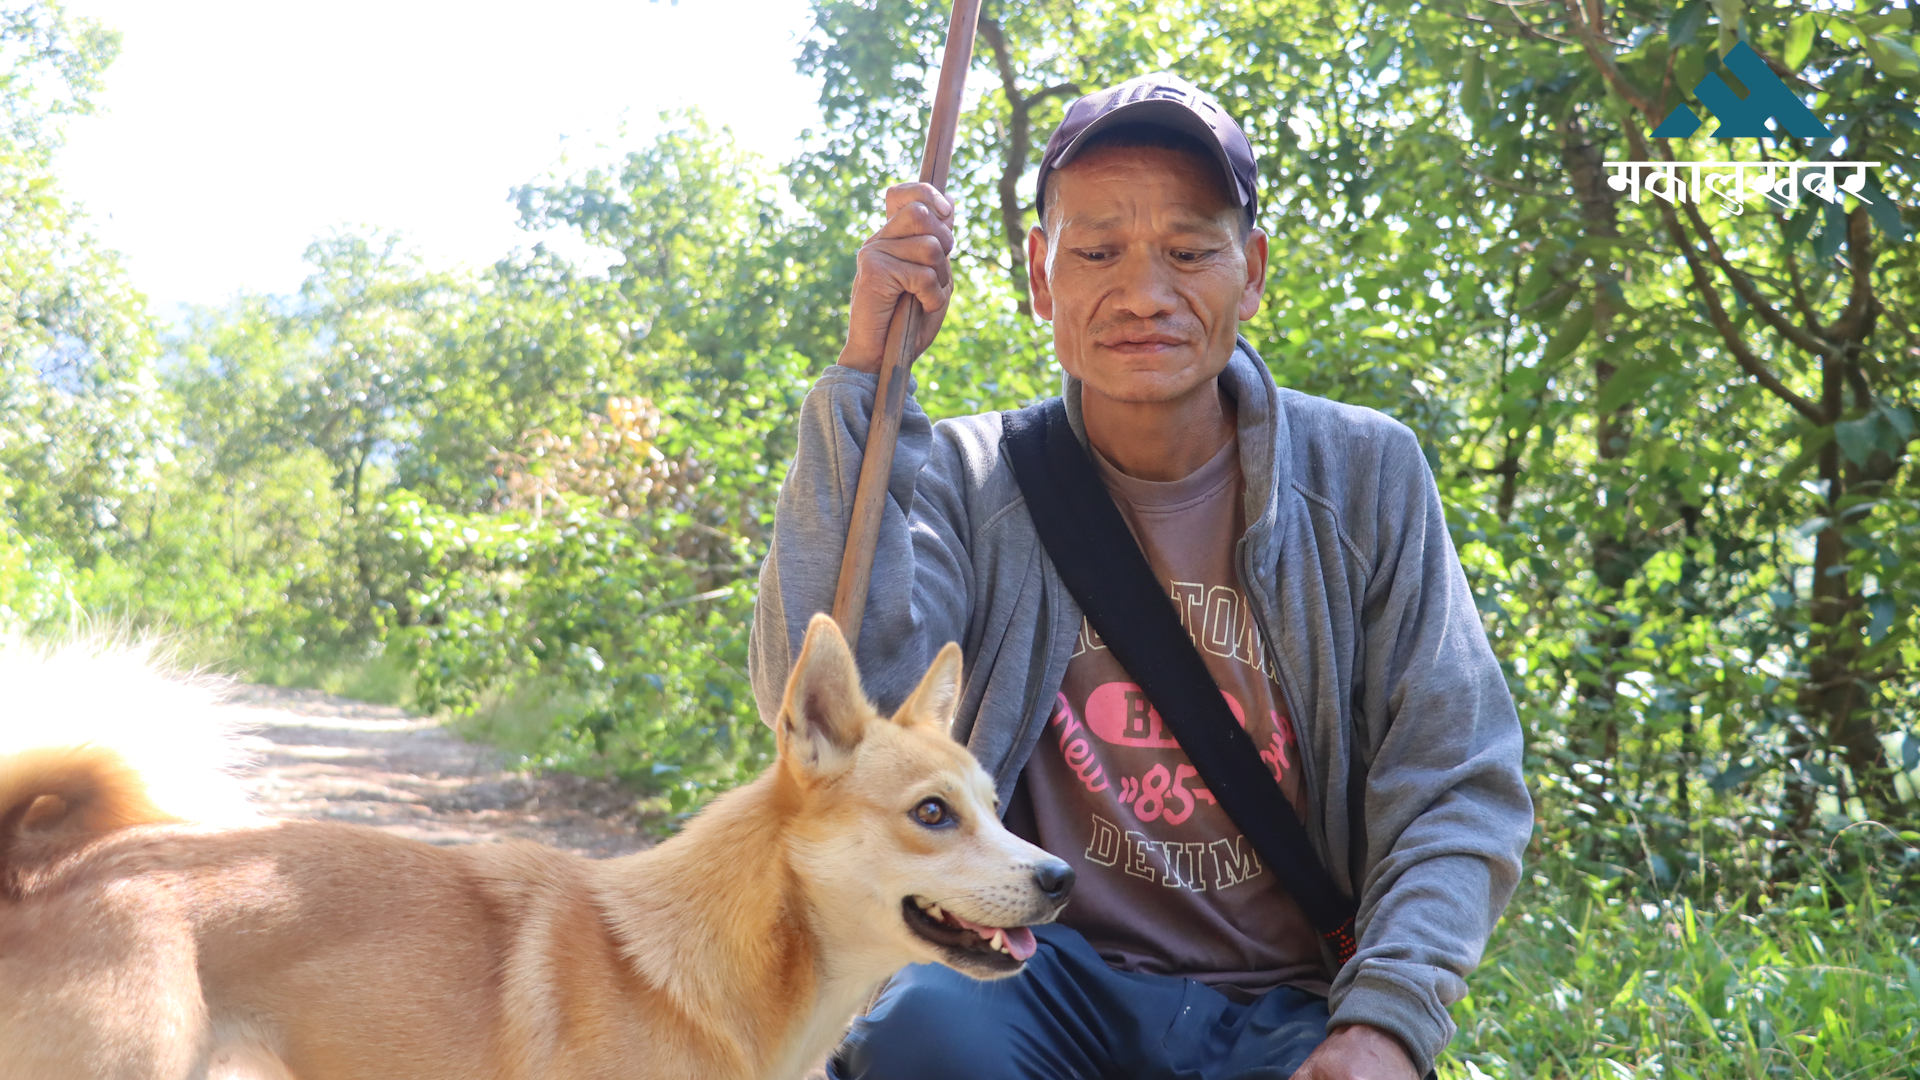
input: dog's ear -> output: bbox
[778,614,871,775]
[895,641,962,733]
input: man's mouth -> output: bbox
[901,896,1038,972]
[1099,333,1187,352]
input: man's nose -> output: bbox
[1109,254,1180,320]
[1032,857,1075,902]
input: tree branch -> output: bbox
[1558,0,1659,124]
[977,13,1037,315]
[1456,12,1574,45]
[1828,204,1878,343]
[1678,199,1833,356]
[1654,197,1829,423]
[1783,248,1827,337]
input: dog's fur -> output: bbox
[0,617,1069,1080]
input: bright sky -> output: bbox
[55,0,824,313]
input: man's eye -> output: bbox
[913,798,955,827]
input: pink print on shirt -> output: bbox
[1050,679,1294,825]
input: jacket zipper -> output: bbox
[1236,538,1332,875]
[994,551,1059,800]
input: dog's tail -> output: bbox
[0,637,258,893]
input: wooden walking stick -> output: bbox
[830,0,983,644]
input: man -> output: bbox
[751,73,1531,1080]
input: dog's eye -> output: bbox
[913,798,954,828]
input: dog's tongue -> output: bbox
[948,911,1039,962]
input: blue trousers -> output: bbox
[829,924,1330,1080]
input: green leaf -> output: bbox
[1669,1,1711,48]
[1709,759,1765,791]
[1783,208,1817,246]
[1785,15,1819,70]
[1860,171,1914,242]
[1710,0,1747,54]
[1852,12,1907,34]
[1815,202,1847,262]
[1461,51,1489,123]
[1884,403,1916,440]
[1778,426,1833,483]
[1610,969,1642,1007]
[1902,735,1919,772]
[1867,593,1896,644]
[1834,416,1881,465]
[1670,985,1721,1044]
[1542,305,1594,366]
[1365,35,1397,77]
[1595,353,1667,414]
[1864,34,1920,77]
[1675,43,1712,100]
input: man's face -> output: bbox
[1028,145,1268,406]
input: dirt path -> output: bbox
[223,684,653,859]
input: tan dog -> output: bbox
[0,616,1073,1080]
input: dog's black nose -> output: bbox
[1033,858,1075,900]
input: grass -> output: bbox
[235,643,417,708]
[448,673,593,765]
[1442,863,1920,1079]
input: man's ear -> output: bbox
[777,614,872,776]
[1027,225,1053,321]
[1238,227,1268,322]
[895,641,963,734]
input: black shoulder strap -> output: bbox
[1004,397,1358,965]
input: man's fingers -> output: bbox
[864,235,950,280]
[861,252,948,312]
[877,259,944,306]
[873,200,955,252]
[837,183,956,372]
[883,182,954,223]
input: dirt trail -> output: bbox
[223,684,653,859]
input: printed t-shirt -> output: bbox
[1006,434,1327,998]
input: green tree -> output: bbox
[402,251,634,509]
[1377,0,1920,831]
[0,2,160,626]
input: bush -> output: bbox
[374,494,773,814]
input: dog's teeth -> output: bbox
[928,904,944,921]
[990,929,1006,953]
[914,897,932,911]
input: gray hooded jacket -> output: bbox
[749,340,1532,1073]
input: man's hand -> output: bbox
[838,183,955,374]
[1293,1024,1420,1080]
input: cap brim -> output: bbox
[1052,98,1247,208]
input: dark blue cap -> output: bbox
[1035,72,1259,224]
